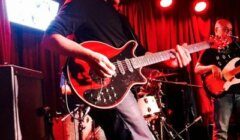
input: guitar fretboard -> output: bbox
[131,41,210,69]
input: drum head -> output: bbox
[137,96,160,117]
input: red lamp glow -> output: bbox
[194,1,207,13]
[160,0,173,8]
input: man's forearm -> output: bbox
[41,34,94,60]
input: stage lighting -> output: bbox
[160,0,173,8]
[194,1,208,13]
[6,0,59,31]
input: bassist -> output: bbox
[195,19,240,140]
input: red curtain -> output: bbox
[0,0,239,124]
[0,0,16,64]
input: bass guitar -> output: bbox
[203,57,240,97]
[66,40,210,109]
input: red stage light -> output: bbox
[194,1,207,12]
[160,0,173,8]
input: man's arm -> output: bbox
[41,34,116,78]
[195,62,222,79]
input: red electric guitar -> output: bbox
[66,40,210,109]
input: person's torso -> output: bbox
[73,0,130,48]
[200,41,240,93]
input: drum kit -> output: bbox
[136,69,202,140]
[53,69,202,140]
[135,70,178,140]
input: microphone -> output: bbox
[228,34,239,39]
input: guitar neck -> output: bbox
[131,41,210,69]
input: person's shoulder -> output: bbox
[200,48,217,58]
[59,0,86,14]
[203,48,217,53]
[63,0,79,5]
[62,0,85,7]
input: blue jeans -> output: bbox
[213,93,240,140]
[90,91,154,140]
[115,91,154,140]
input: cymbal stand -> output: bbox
[62,90,93,140]
[78,106,91,140]
[154,81,184,140]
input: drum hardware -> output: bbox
[60,104,92,135]
[138,70,202,140]
[61,89,104,140]
[173,116,202,139]
[61,104,82,122]
[137,75,180,140]
[154,81,184,140]
[150,79,203,88]
[36,106,54,140]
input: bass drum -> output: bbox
[137,95,160,122]
[52,112,106,140]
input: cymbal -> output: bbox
[150,79,202,88]
[156,73,178,77]
[148,72,178,79]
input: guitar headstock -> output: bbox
[208,35,232,49]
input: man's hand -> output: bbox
[175,43,191,68]
[88,51,116,78]
[211,65,222,79]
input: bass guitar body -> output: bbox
[204,57,240,97]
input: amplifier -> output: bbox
[0,65,45,140]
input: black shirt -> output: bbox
[199,42,240,69]
[46,0,145,55]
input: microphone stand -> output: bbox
[150,78,202,140]
[154,81,184,140]
[61,104,92,140]
[173,116,202,139]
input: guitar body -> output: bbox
[66,40,147,109]
[203,74,225,97]
[204,57,240,97]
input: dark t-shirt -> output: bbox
[46,0,145,55]
[199,42,240,68]
[199,41,240,93]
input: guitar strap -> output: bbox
[119,14,138,41]
[119,13,147,56]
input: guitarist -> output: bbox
[195,19,240,140]
[41,0,191,139]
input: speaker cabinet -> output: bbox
[0,65,45,140]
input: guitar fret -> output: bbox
[187,41,210,53]
[131,50,171,69]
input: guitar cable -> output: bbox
[62,79,81,121]
[62,78,92,122]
